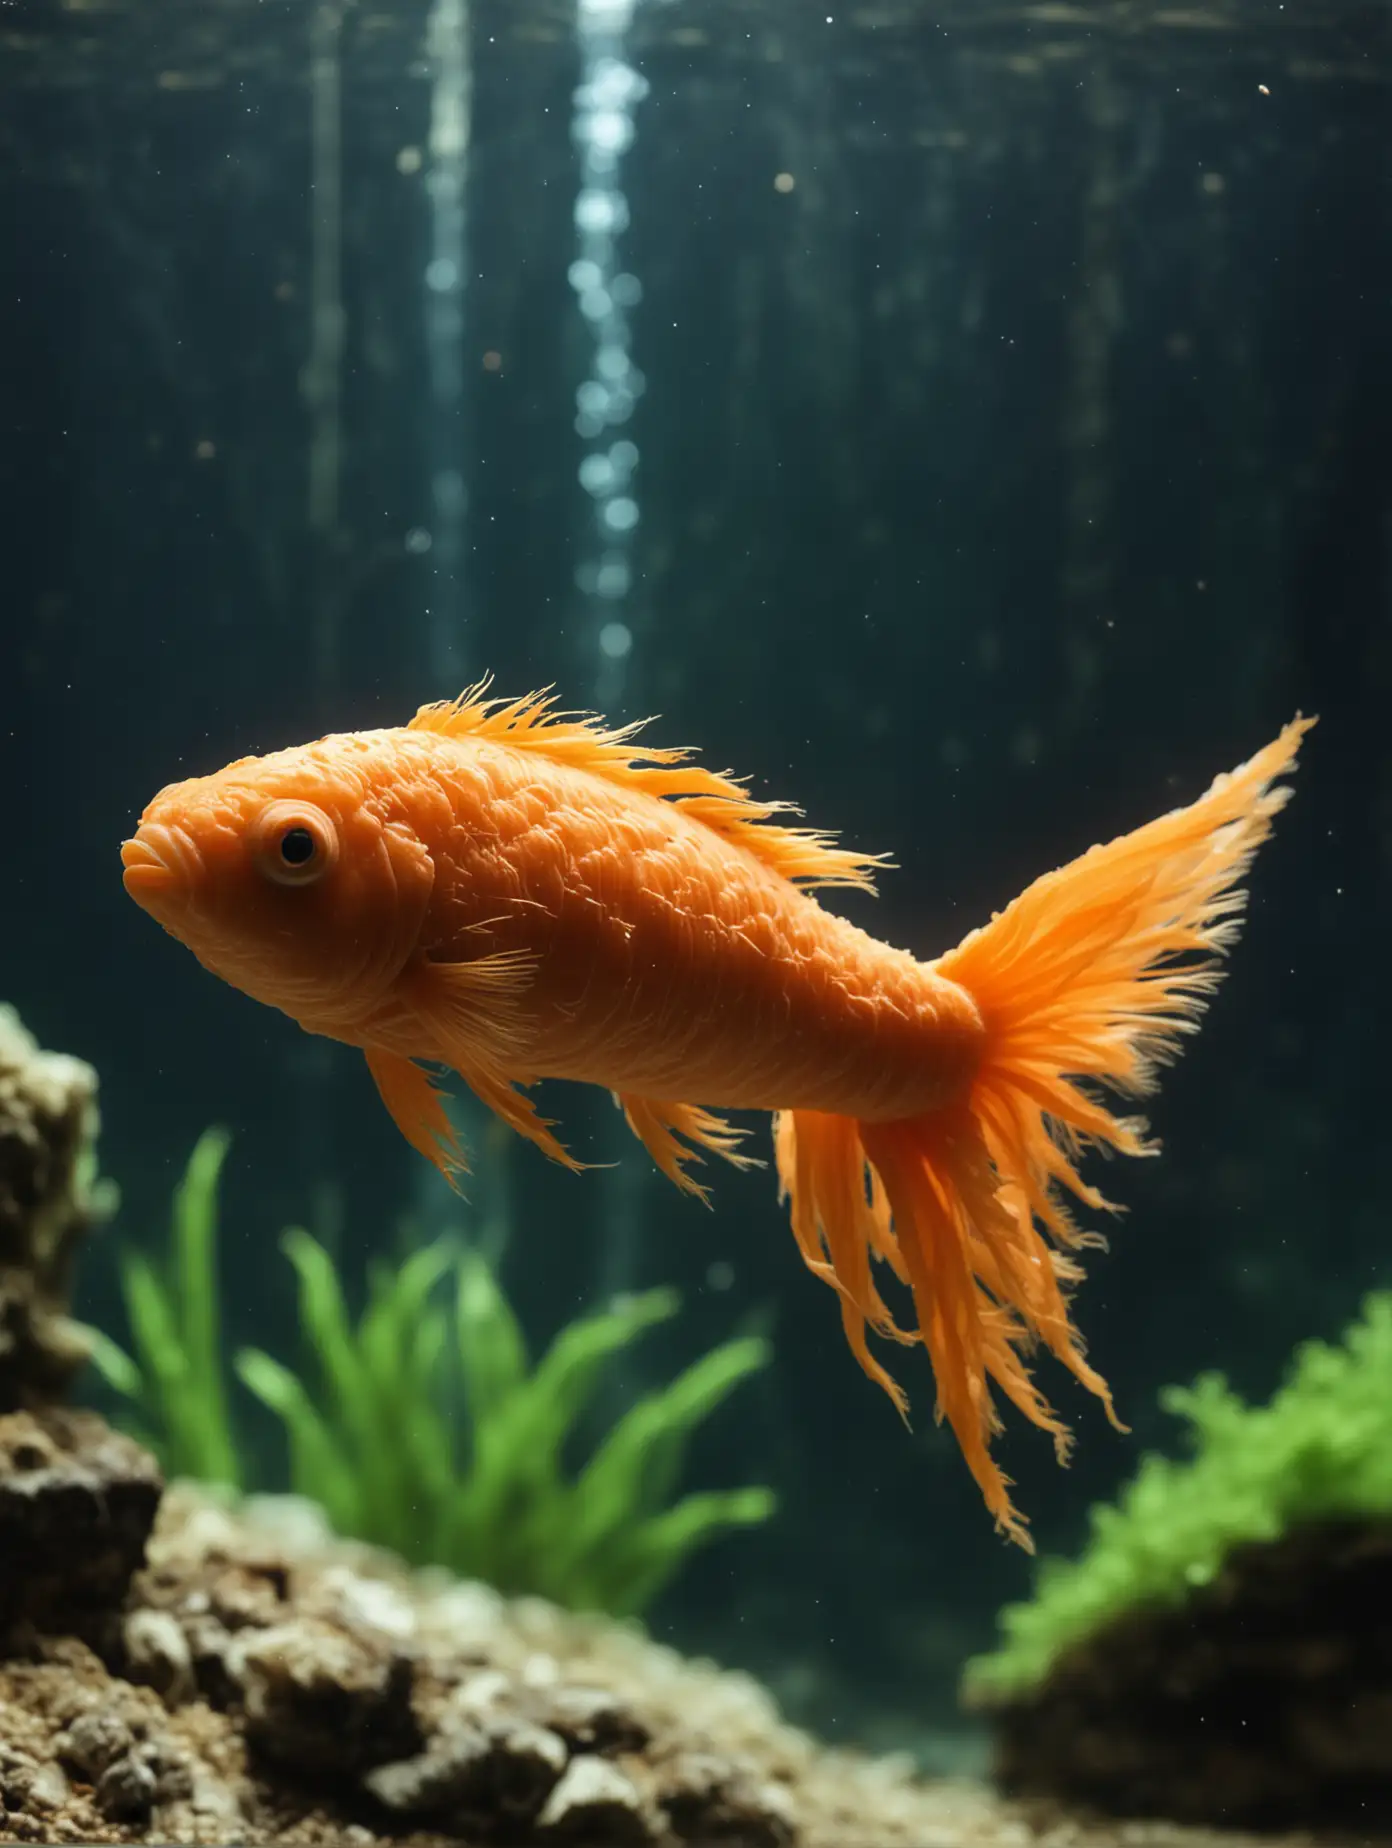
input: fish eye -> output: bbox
[251,800,338,888]
[279,826,316,868]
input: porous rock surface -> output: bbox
[0,1406,162,1636]
[0,1480,1375,1848]
[0,1004,111,1410]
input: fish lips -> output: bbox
[120,827,187,906]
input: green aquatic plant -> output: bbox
[85,1127,241,1489]
[237,1232,774,1614]
[89,1133,775,1617]
[965,1291,1392,1701]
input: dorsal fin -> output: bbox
[407,680,888,894]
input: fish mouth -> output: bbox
[121,829,180,900]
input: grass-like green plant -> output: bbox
[964,1291,1392,1702]
[87,1132,775,1618]
[237,1232,774,1614]
[85,1127,241,1489]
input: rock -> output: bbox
[366,1715,568,1827]
[306,1562,418,1642]
[448,1667,513,1716]
[235,1615,421,1775]
[661,1750,797,1846]
[150,1759,248,1847]
[0,1406,162,1635]
[181,1609,246,1708]
[93,1748,160,1823]
[0,1751,71,1818]
[57,1706,135,1779]
[54,1697,193,1826]
[537,1754,655,1843]
[209,1562,290,1630]
[183,1766,247,1828]
[122,1605,195,1706]
[26,1759,72,1813]
[0,1005,112,1412]
[364,1723,493,1815]
[533,1682,651,1754]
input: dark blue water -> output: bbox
[4,0,1388,1759]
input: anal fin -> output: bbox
[462,1066,585,1172]
[618,1094,760,1204]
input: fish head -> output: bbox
[121,736,434,1032]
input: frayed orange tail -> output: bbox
[775,717,1313,1548]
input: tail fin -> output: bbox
[776,717,1313,1548]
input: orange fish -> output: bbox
[121,686,1312,1545]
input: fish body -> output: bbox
[414,732,983,1119]
[123,685,1311,1545]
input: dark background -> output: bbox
[3,0,1388,1757]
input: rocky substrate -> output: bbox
[0,1430,1380,1848]
[984,1520,1392,1832]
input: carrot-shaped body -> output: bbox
[122,685,1312,1544]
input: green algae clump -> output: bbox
[965,1291,1392,1702]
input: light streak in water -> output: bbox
[421,0,472,690]
[569,0,651,712]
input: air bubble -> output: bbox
[579,454,615,495]
[596,561,631,599]
[603,496,639,533]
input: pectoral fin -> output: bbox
[404,951,584,1173]
[407,947,537,1061]
[364,1047,468,1189]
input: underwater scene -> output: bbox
[3,0,1389,1842]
